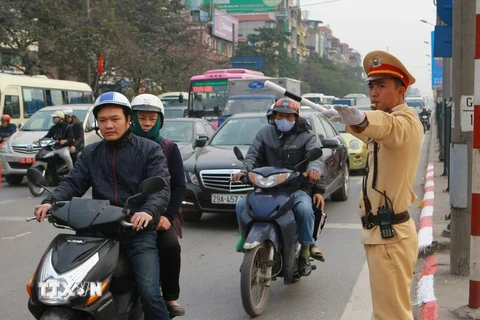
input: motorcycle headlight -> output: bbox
[248,172,290,188]
[186,172,198,185]
[349,140,361,150]
[37,249,100,305]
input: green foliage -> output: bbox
[237,27,367,97]
[0,0,214,94]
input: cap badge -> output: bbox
[372,56,382,68]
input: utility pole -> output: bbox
[232,23,236,57]
[85,0,91,86]
[450,0,475,276]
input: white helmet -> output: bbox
[131,94,165,114]
[93,92,132,118]
[63,107,73,117]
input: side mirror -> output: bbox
[179,94,184,103]
[138,176,166,195]
[214,106,220,116]
[305,147,323,161]
[233,146,244,161]
[321,138,340,149]
[194,135,208,148]
[27,168,47,188]
[17,123,23,129]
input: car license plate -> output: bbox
[211,194,246,204]
[19,157,35,164]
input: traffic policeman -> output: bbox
[322,50,423,319]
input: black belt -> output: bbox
[361,211,410,230]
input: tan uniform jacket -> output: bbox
[346,103,423,244]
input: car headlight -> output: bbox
[349,140,361,150]
[248,172,290,188]
[37,249,100,305]
[0,140,12,153]
[186,172,199,185]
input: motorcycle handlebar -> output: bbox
[120,220,144,231]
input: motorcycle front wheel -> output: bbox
[28,167,45,197]
[240,242,272,317]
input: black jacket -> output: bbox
[43,121,73,149]
[69,116,85,151]
[243,117,325,196]
[42,133,171,225]
[0,123,16,138]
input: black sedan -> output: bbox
[160,118,216,160]
[181,112,350,222]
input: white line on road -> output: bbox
[324,223,362,229]
[0,199,15,205]
[0,217,33,222]
[2,232,31,240]
[340,262,373,320]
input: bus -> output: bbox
[187,68,266,118]
[0,74,94,126]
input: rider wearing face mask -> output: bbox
[232,98,325,276]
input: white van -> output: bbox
[0,74,94,127]
[302,93,326,105]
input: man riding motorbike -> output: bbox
[33,111,74,172]
[418,108,430,131]
[130,93,186,318]
[232,98,324,276]
[33,91,172,320]
[63,108,84,165]
[0,114,16,143]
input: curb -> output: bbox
[416,162,439,320]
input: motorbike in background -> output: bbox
[420,114,430,133]
[27,138,69,197]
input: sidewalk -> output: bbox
[412,118,480,320]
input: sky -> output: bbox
[300,0,437,98]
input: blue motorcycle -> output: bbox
[233,146,323,317]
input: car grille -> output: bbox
[12,145,41,154]
[200,169,252,192]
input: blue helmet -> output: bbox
[93,92,132,119]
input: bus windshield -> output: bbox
[189,79,228,113]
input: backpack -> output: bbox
[159,138,184,238]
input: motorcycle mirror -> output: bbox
[138,176,166,195]
[233,146,244,162]
[306,148,323,161]
[27,168,47,188]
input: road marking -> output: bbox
[2,232,31,240]
[324,223,362,230]
[0,217,34,222]
[340,262,373,320]
[0,199,15,205]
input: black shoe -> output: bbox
[298,256,312,277]
[167,304,185,317]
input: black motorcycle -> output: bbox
[27,138,70,197]
[25,168,167,320]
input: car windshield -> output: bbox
[164,108,185,118]
[210,116,269,146]
[222,98,274,116]
[161,98,187,108]
[161,121,193,142]
[331,122,346,133]
[21,109,87,131]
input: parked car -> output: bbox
[181,111,350,222]
[160,118,216,160]
[164,106,188,119]
[331,122,367,173]
[0,105,99,185]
